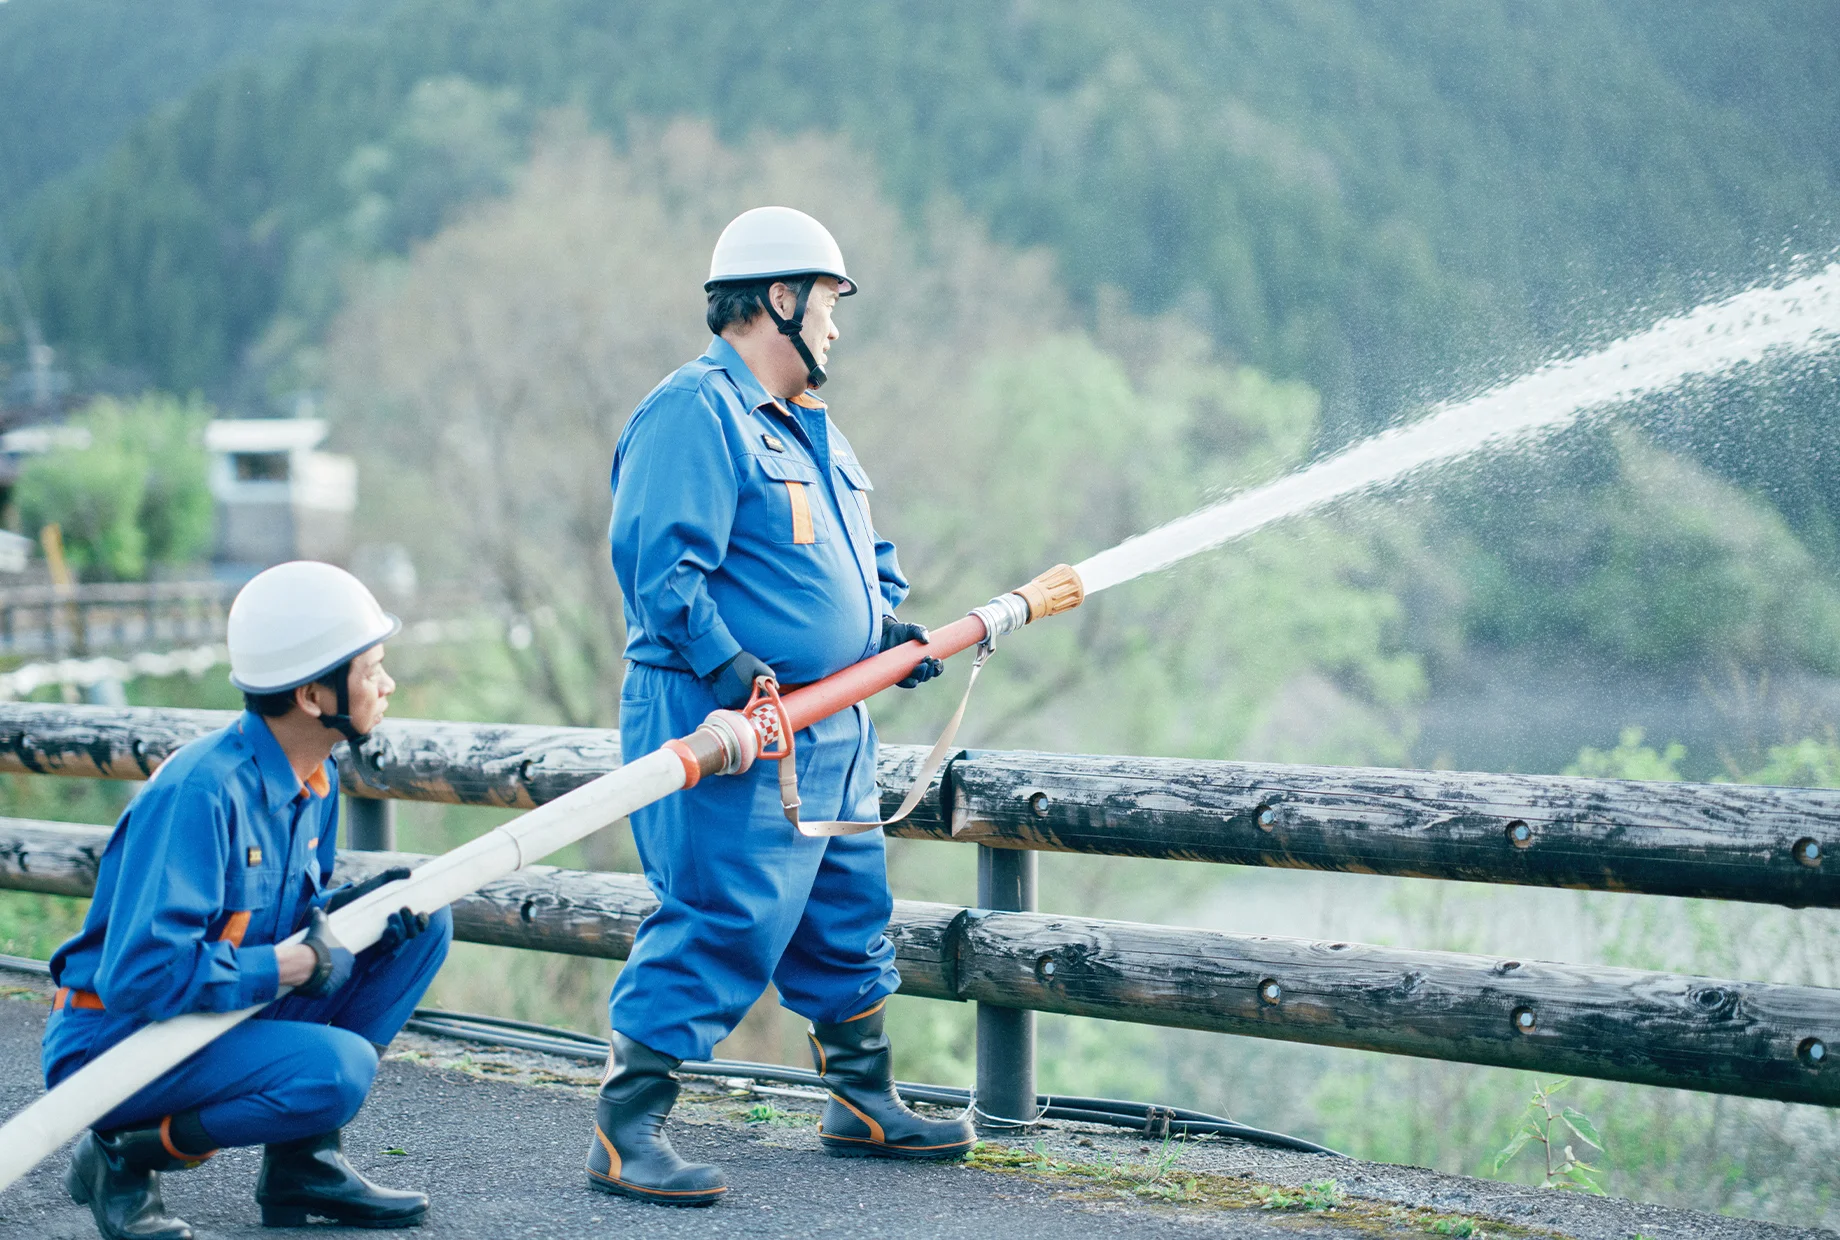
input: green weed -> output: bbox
[1492,1077,1605,1193]
[1426,1218,1483,1236]
[1255,1178,1344,1211]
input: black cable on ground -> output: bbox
[0,957,1337,1157]
[406,1007,1341,1156]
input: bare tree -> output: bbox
[327,115,1412,768]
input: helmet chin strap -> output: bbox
[316,669,369,748]
[761,275,827,390]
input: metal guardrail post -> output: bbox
[346,797,396,851]
[975,844,1038,1133]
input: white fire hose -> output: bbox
[0,749,687,1191]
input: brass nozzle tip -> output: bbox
[1015,563,1085,623]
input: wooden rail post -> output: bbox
[345,797,396,851]
[975,844,1038,1132]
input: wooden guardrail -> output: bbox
[0,582,235,658]
[3,705,1836,906]
[4,814,1836,1107]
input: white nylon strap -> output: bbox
[794,645,994,838]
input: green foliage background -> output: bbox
[12,394,213,580]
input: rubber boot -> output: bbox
[808,1005,976,1160]
[64,1116,213,1240]
[585,1032,726,1206]
[255,1130,428,1228]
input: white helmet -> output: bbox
[228,561,401,693]
[705,206,857,296]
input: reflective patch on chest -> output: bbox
[785,481,816,544]
[761,433,786,453]
[246,846,263,866]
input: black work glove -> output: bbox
[323,865,411,913]
[373,906,431,955]
[296,908,354,998]
[882,616,942,689]
[705,650,775,711]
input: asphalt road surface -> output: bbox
[0,973,1822,1239]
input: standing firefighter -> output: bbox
[596,206,972,1205]
[42,562,451,1239]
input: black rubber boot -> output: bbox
[585,1032,726,1206]
[64,1117,212,1240]
[808,1006,976,1160]
[255,1130,428,1228]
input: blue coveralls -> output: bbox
[41,712,452,1148]
[608,336,905,1062]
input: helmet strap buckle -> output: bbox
[761,275,827,390]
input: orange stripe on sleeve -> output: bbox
[216,911,252,948]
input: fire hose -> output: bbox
[0,564,1085,1191]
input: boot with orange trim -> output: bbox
[808,1004,976,1160]
[584,1032,727,1206]
[64,1111,215,1240]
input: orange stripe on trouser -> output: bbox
[785,481,815,544]
[160,1115,217,1163]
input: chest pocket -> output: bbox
[835,461,875,533]
[748,452,829,546]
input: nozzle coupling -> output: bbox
[664,709,760,787]
[970,564,1087,648]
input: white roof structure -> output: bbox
[204,419,328,454]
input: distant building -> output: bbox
[0,530,31,574]
[205,419,356,573]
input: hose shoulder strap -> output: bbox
[793,645,994,838]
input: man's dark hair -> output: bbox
[706,279,778,335]
[243,661,350,718]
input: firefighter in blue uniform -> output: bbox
[592,207,974,1205]
[43,562,451,1240]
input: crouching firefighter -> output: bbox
[42,562,452,1239]
[592,206,974,1206]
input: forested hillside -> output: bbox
[12,0,1839,433]
[0,0,366,213]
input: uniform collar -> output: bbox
[703,336,826,416]
[237,711,333,810]
[705,336,778,414]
